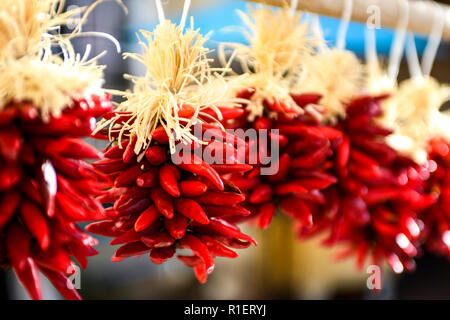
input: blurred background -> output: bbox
[2,0,450,300]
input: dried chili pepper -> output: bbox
[0,93,112,300]
[298,95,436,274]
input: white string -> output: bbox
[155,0,165,24]
[312,14,327,53]
[421,3,445,77]
[336,0,353,50]
[405,32,422,79]
[180,0,191,30]
[364,25,378,71]
[290,0,299,16]
[387,0,409,81]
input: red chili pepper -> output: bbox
[110,222,162,245]
[20,201,50,250]
[194,217,257,246]
[210,164,253,174]
[177,255,207,283]
[178,153,224,191]
[236,87,256,99]
[267,153,291,182]
[0,163,22,190]
[149,247,175,264]
[70,178,106,196]
[292,176,337,190]
[56,193,88,221]
[0,190,20,230]
[290,93,322,107]
[19,143,36,165]
[199,235,238,258]
[6,223,31,271]
[203,106,245,121]
[67,243,98,269]
[179,180,208,197]
[48,155,88,179]
[103,111,132,121]
[0,107,17,126]
[141,232,175,248]
[249,184,272,204]
[280,196,313,228]
[202,204,251,218]
[340,196,370,225]
[145,145,167,165]
[199,123,245,147]
[163,214,188,239]
[151,126,170,144]
[134,205,160,232]
[275,181,308,195]
[34,137,102,159]
[20,178,43,205]
[363,188,401,205]
[0,126,21,161]
[258,202,276,229]
[352,136,396,165]
[278,124,325,139]
[150,186,174,219]
[122,136,137,164]
[33,252,75,280]
[114,187,149,210]
[97,187,126,204]
[291,141,330,169]
[253,117,272,130]
[14,257,42,300]
[269,131,288,149]
[114,164,142,188]
[136,167,158,188]
[93,158,130,173]
[350,149,380,168]
[174,198,209,224]
[230,175,259,191]
[159,163,180,197]
[211,234,252,249]
[337,135,350,169]
[116,197,151,217]
[178,234,215,274]
[24,114,93,136]
[104,139,129,159]
[85,220,124,237]
[203,140,239,163]
[192,191,245,206]
[265,97,299,114]
[16,103,38,120]
[115,242,151,258]
[39,267,80,300]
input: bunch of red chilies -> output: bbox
[2,89,450,300]
[87,106,257,284]
[226,89,449,273]
[0,95,113,299]
[421,138,450,259]
[225,88,343,230]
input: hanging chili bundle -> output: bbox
[218,6,343,229]
[423,138,450,258]
[225,90,343,229]
[0,0,118,299]
[297,94,437,273]
[382,77,450,260]
[88,19,256,284]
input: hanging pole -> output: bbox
[246,0,450,41]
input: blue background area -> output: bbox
[123,0,436,59]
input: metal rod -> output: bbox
[245,0,450,41]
